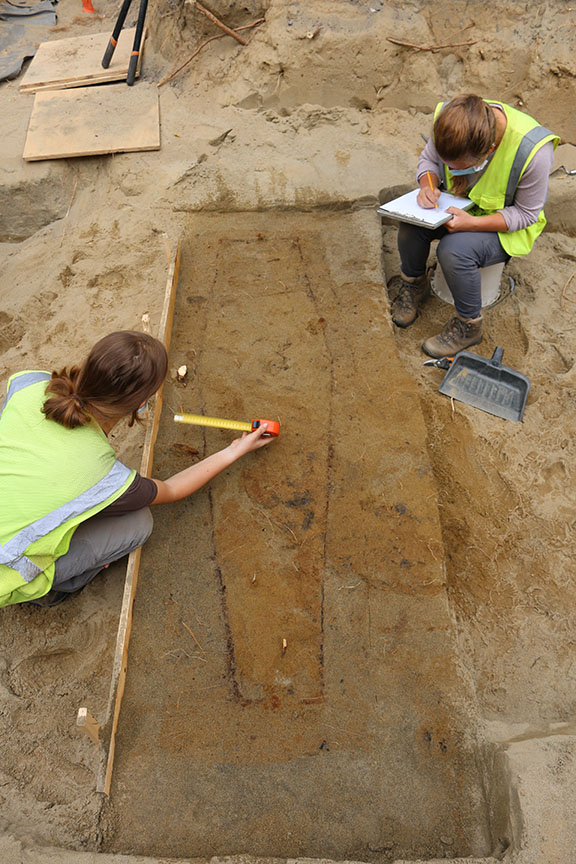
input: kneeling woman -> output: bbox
[391,94,559,358]
[0,331,274,608]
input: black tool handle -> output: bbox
[127,0,148,84]
[102,38,117,68]
[491,347,504,367]
[127,52,139,85]
[102,0,133,68]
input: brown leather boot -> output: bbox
[422,314,483,358]
[390,273,430,328]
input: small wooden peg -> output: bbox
[76,707,100,746]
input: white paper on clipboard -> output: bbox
[377,189,474,228]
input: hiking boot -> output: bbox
[390,273,430,328]
[422,314,483,359]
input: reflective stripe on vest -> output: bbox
[0,446,131,582]
[504,125,555,206]
[0,458,132,582]
[3,554,41,583]
[0,371,51,420]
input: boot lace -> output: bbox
[440,316,470,346]
[395,279,422,312]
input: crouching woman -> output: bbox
[0,330,273,608]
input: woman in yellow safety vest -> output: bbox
[390,94,559,358]
[0,331,274,608]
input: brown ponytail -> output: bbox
[434,94,496,194]
[42,366,91,429]
[43,331,168,430]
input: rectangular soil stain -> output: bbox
[103,211,492,861]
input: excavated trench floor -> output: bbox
[101,210,492,861]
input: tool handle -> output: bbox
[491,347,504,367]
[101,38,117,69]
[127,52,139,85]
[102,0,133,67]
[127,0,148,84]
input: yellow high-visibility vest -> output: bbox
[0,372,135,606]
[434,99,560,256]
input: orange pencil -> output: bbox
[426,170,438,208]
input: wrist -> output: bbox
[223,442,243,464]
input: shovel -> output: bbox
[437,347,530,422]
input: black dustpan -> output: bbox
[438,347,530,421]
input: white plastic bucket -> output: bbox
[431,261,504,309]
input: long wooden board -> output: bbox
[19,28,145,92]
[23,83,160,161]
[96,245,181,796]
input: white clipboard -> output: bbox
[377,189,474,228]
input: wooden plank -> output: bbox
[20,64,144,93]
[23,83,160,162]
[97,246,181,796]
[76,707,101,746]
[19,28,145,92]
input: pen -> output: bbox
[426,170,438,209]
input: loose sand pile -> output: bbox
[0,1,575,862]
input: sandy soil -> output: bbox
[0,0,575,861]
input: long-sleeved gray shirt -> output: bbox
[417,104,554,233]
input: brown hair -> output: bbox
[434,94,496,194]
[43,331,168,430]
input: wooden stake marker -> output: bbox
[76,707,101,746]
[94,245,181,795]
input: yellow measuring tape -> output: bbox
[174,413,252,433]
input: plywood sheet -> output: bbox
[19,27,145,92]
[23,83,160,161]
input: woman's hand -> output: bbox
[417,185,441,209]
[444,207,478,232]
[228,424,276,457]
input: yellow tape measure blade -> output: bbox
[174,413,252,432]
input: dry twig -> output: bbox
[159,33,222,86]
[60,178,79,244]
[561,270,576,305]
[443,21,475,41]
[189,0,248,45]
[181,620,206,654]
[65,178,78,219]
[387,36,477,53]
[158,18,264,87]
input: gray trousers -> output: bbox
[397,222,511,318]
[52,508,154,593]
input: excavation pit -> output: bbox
[101,210,493,861]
